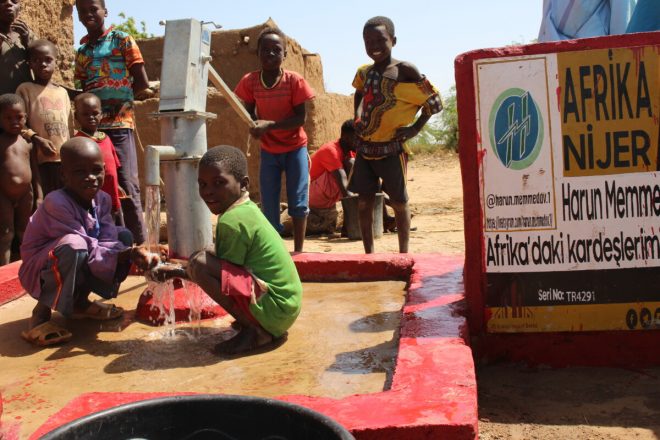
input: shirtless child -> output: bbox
[0,93,40,265]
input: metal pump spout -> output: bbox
[145,145,179,187]
[145,18,217,259]
[145,18,255,260]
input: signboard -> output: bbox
[476,46,660,332]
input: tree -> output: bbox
[407,85,458,153]
[112,12,152,40]
[437,86,458,152]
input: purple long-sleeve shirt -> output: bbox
[19,189,130,299]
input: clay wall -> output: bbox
[14,9,353,198]
[138,19,325,93]
[20,0,75,86]
[134,91,353,199]
[134,19,353,198]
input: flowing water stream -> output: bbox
[144,185,204,339]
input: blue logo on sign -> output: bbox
[489,88,544,170]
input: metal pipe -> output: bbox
[145,145,179,186]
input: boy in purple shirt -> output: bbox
[19,137,157,347]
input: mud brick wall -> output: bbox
[134,19,353,199]
[20,0,76,86]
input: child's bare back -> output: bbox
[0,133,33,201]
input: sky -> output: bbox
[73,1,543,95]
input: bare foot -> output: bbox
[213,325,275,355]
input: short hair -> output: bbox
[257,26,287,50]
[27,39,58,59]
[341,119,355,135]
[60,137,101,163]
[75,0,106,8]
[363,16,395,38]
[74,92,101,110]
[200,145,248,182]
[0,94,25,113]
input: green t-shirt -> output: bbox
[216,200,302,337]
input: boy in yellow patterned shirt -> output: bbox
[349,16,442,254]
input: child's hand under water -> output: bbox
[131,246,160,271]
[149,262,189,282]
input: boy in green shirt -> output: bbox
[159,145,302,355]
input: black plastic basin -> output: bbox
[40,394,355,440]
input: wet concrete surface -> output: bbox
[0,277,405,439]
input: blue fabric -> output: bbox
[88,206,101,239]
[103,128,146,244]
[626,0,660,32]
[259,147,310,233]
[538,0,637,41]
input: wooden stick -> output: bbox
[208,65,256,128]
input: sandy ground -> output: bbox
[3,152,659,439]
[0,279,405,439]
[287,151,466,256]
[291,152,660,440]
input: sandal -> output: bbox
[21,321,72,347]
[72,301,124,321]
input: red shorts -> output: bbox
[309,171,342,209]
[220,260,266,326]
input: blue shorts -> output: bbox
[260,147,310,233]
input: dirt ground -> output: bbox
[294,152,660,440]
[287,151,466,256]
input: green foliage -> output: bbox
[407,85,458,154]
[438,86,458,152]
[112,12,152,40]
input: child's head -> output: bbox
[60,137,105,206]
[256,27,287,71]
[75,0,107,34]
[339,119,356,153]
[28,40,58,84]
[198,145,249,215]
[0,0,20,25]
[362,16,396,64]
[74,93,102,134]
[0,93,26,136]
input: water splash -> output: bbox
[144,184,206,341]
[144,185,179,338]
[148,279,177,338]
[183,279,204,337]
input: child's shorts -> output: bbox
[220,259,267,327]
[348,152,409,203]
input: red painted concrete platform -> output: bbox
[135,278,227,325]
[0,262,23,307]
[0,253,477,440]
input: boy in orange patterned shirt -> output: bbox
[74,0,152,244]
